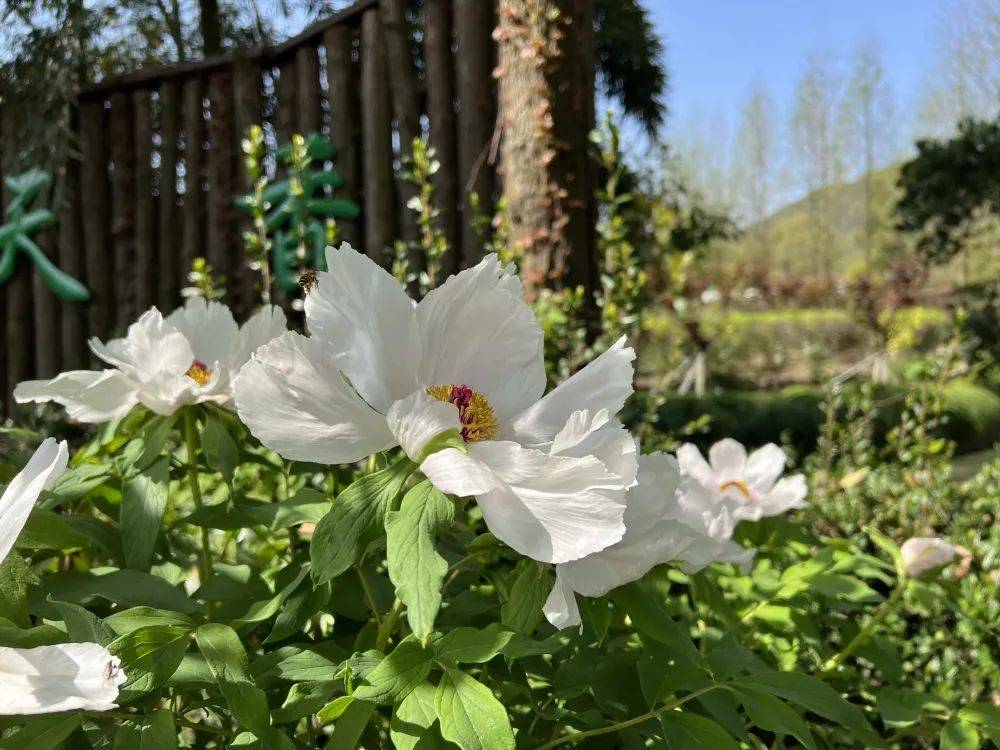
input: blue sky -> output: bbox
[648,0,936,135]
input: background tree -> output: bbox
[732,81,777,267]
[841,39,895,267]
[789,54,843,286]
[896,116,1000,277]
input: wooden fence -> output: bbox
[0,0,499,415]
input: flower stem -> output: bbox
[822,577,908,672]
[375,599,404,652]
[183,408,212,585]
[536,685,723,749]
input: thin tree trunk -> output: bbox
[198,0,222,56]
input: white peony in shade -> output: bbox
[15,299,286,422]
[0,643,126,714]
[543,452,754,629]
[0,438,68,565]
[235,243,638,565]
[900,537,956,577]
[676,438,807,521]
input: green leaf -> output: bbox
[196,623,272,737]
[17,509,92,551]
[43,463,110,510]
[233,565,311,626]
[32,569,200,614]
[311,458,414,584]
[876,687,949,728]
[110,625,192,701]
[390,682,446,750]
[431,624,513,665]
[50,598,115,645]
[658,711,740,749]
[434,668,515,750]
[959,702,1000,729]
[121,458,169,571]
[611,583,703,665]
[327,698,376,750]
[736,686,816,750]
[352,638,433,705]
[500,559,550,635]
[941,718,980,750]
[266,576,331,644]
[273,681,338,723]
[0,714,83,749]
[386,481,454,641]
[202,414,239,483]
[317,695,355,724]
[114,709,178,750]
[735,671,878,743]
[105,607,196,636]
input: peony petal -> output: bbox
[419,447,501,498]
[90,308,194,382]
[304,243,420,411]
[386,390,462,461]
[166,298,239,365]
[753,474,808,519]
[234,331,395,464]
[509,337,634,446]
[745,443,786,493]
[415,254,545,420]
[0,643,125,714]
[468,441,627,564]
[550,409,638,488]
[14,370,139,423]
[0,439,68,565]
[621,452,682,533]
[226,305,288,371]
[543,568,581,630]
[675,443,717,491]
[707,438,748,480]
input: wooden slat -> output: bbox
[360,9,397,265]
[206,71,235,289]
[77,0,379,98]
[423,0,460,274]
[274,59,298,145]
[454,0,496,267]
[109,92,137,330]
[324,25,362,247]
[58,105,87,370]
[78,99,113,352]
[382,0,421,251]
[233,59,263,312]
[158,80,181,310]
[296,45,322,136]
[32,219,61,379]
[3,111,36,413]
[133,89,157,313]
[181,77,206,281]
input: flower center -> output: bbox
[185,359,212,386]
[719,479,752,499]
[426,384,498,443]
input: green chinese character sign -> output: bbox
[0,169,90,302]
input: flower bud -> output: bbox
[900,537,957,578]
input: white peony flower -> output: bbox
[0,438,68,565]
[15,299,286,421]
[900,537,957,577]
[543,452,754,629]
[0,643,126,714]
[234,243,638,565]
[676,438,807,521]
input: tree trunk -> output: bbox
[495,0,596,298]
[198,0,222,56]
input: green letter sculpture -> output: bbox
[0,169,90,302]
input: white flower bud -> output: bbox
[900,537,957,577]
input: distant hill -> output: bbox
[717,165,904,276]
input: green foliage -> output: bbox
[896,116,1000,265]
[236,128,360,298]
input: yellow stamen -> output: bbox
[427,384,498,443]
[719,479,751,499]
[185,360,212,386]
